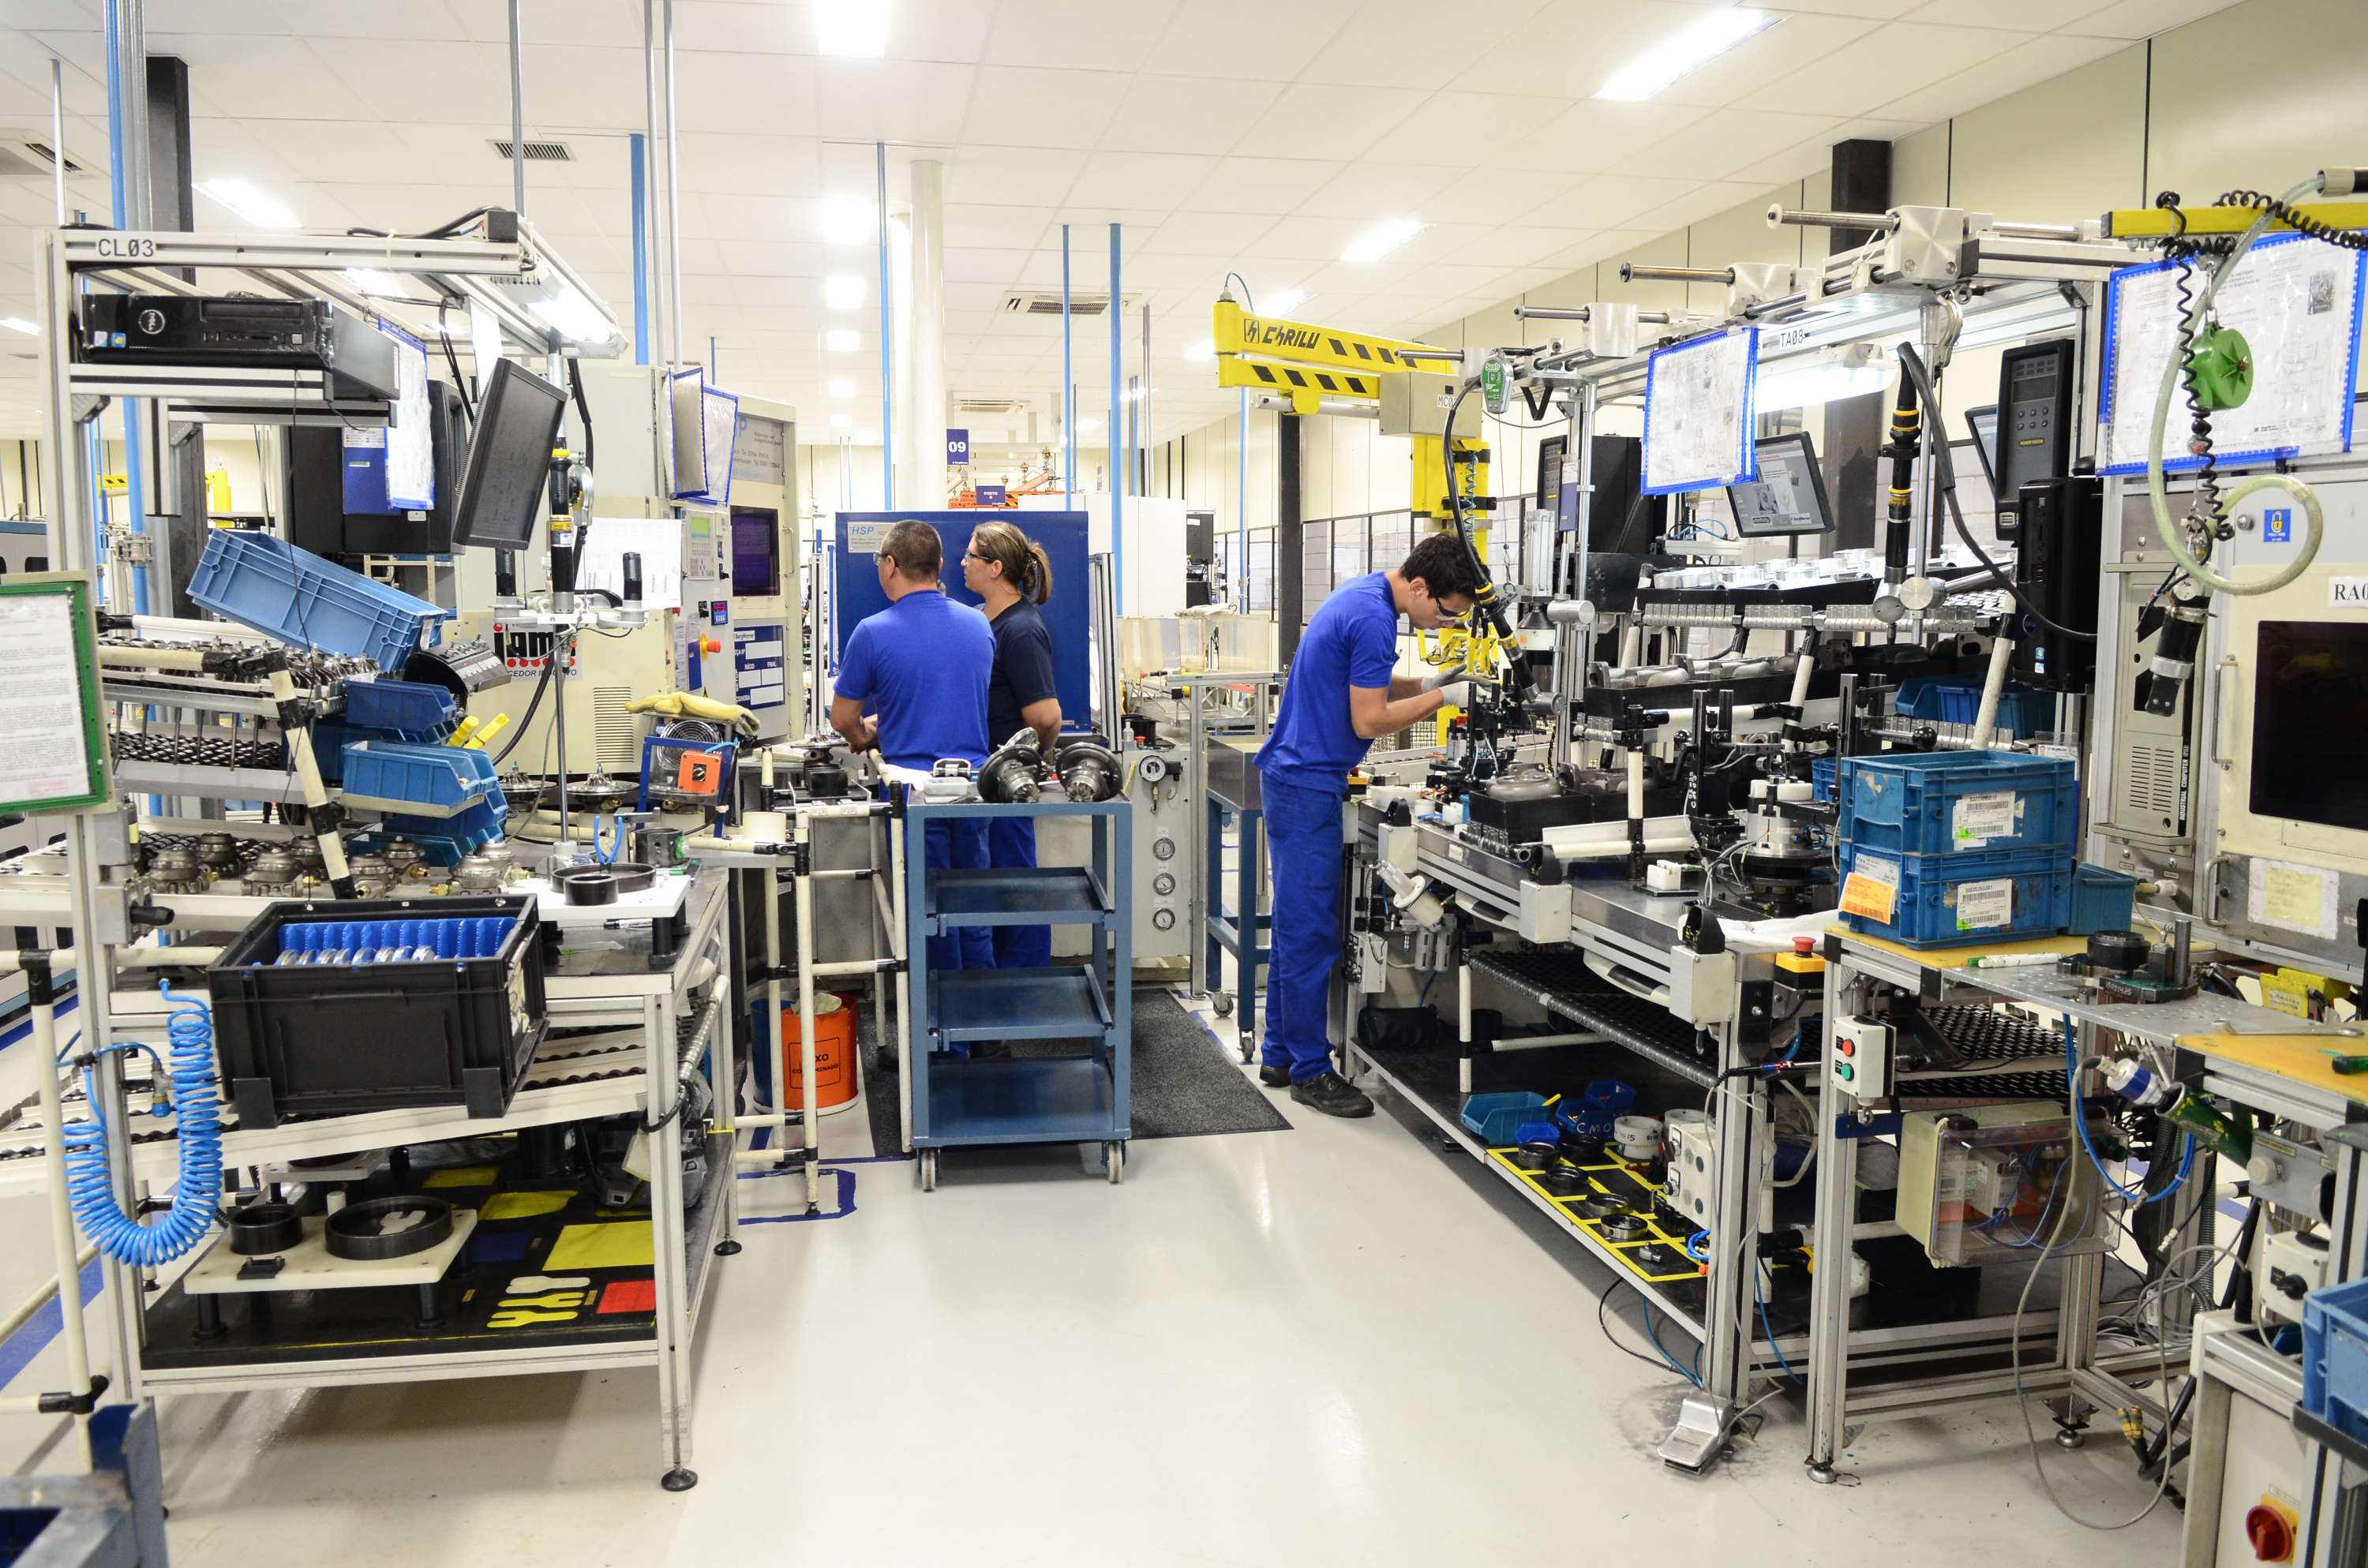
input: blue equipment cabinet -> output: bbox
[904,795,1132,1188]
[833,510,1093,734]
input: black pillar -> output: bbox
[146,56,206,612]
[1825,138,1891,552]
[1276,413,1302,663]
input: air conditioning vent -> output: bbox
[1000,292,1137,317]
[490,137,575,163]
[0,133,84,180]
[593,686,638,771]
[957,397,1028,415]
[2121,743,2180,819]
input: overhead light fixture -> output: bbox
[1264,287,1306,316]
[1341,219,1423,264]
[830,414,853,429]
[819,195,875,245]
[343,268,403,298]
[1595,8,1778,102]
[826,377,856,398]
[1184,338,1215,361]
[197,178,301,230]
[823,274,865,309]
[1753,342,1892,412]
[825,328,861,353]
[815,0,890,57]
[1077,416,1101,435]
[528,282,615,345]
[1,317,37,336]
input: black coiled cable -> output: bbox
[2152,194,2227,530]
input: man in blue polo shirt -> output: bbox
[832,520,995,982]
[1254,533,1487,1117]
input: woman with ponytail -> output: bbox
[961,519,1062,970]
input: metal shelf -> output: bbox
[114,760,313,806]
[1468,949,1718,1088]
[926,866,1111,928]
[917,1057,1120,1149]
[927,965,1111,1042]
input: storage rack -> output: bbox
[905,797,1132,1190]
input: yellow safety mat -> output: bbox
[478,1190,575,1222]
[545,1220,655,1271]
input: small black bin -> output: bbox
[205,894,549,1129]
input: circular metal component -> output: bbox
[1872,593,1907,626]
[1633,1242,1675,1269]
[1151,908,1176,931]
[1572,1196,1627,1221]
[324,1196,454,1262]
[227,1200,303,1256]
[1601,1212,1650,1241]
[1152,872,1176,896]
[246,847,300,888]
[1152,836,1176,863]
[196,833,241,870]
[1897,575,1939,612]
[1539,1166,1591,1199]
[553,861,655,900]
[1514,1140,1559,1171]
[805,762,849,798]
[1138,754,1169,784]
[2086,929,2150,973]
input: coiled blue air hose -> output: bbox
[61,982,223,1267]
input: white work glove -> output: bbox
[1433,677,1497,708]
[1417,658,1475,694]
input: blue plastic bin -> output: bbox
[340,740,500,815]
[188,530,447,670]
[2304,1278,2368,1443]
[343,677,459,740]
[1461,1091,1550,1146]
[1836,750,2077,857]
[1893,678,2054,739]
[2069,863,2140,937]
[385,799,506,864]
[1837,840,2074,947]
[1811,758,1835,803]
[1559,1080,1635,1140]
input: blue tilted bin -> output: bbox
[188,529,447,669]
[342,676,459,740]
[1462,1091,1550,1146]
[1835,750,2078,857]
[2070,863,2140,936]
[339,740,500,815]
[2304,1279,2368,1443]
[1837,840,2074,947]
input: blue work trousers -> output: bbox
[1258,770,1347,1084]
[924,819,995,975]
[986,816,1051,970]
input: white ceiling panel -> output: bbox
[1295,0,1553,92]
[1624,110,1845,182]
[815,58,976,144]
[984,0,1185,74]
[1137,211,1281,258]
[1172,157,1347,217]
[669,1,814,54]
[961,65,1133,150]
[1650,13,1889,108]
[1291,162,1461,223]
[261,0,463,39]
[1905,0,2113,26]
[1872,32,2129,125]
[1230,84,1420,163]
[945,203,1060,250]
[1101,75,1285,156]
[1137,0,1362,80]
[1742,21,2029,118]
[1066,151,1220,209]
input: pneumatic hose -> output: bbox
[61,982,224,1267]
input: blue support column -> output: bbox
[1062,225,1073,509]
[1107,223,1122,615]
[629,133,650,365]
[875,141,893,508]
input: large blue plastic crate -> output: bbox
[2070,863,2140,936]
[1811,758,1836,803]
[2305,1280,2368,1443]
[339,740,500,815]
[1837,840,2074,947]
[1835,750,2077,857]
[188,529,447,670]
[342,676,459,740]
[1893,677,2055,739]
[1461,1091,1549,1146]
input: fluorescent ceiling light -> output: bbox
[815,0,890,57]
[528,283,613,345]
[1264,287,1306,316]
[197,178,300,230]
[1184,338,1215,361]
[830,414,853,429]
[825,328,861,353]
[1077,417,1101,435]
[819,195,875,245]
[1341,219,1423,264]
[1,317,36,336]
[826,377,856,398]
[1595,9,1778,102]
[823,274,865,309]
[1754,342,1891,412]
[343,268,403,298]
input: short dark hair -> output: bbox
[878,520,942,582]
[1399,533,1482,601]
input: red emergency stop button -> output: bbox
[702,636,723,654]
[1794,936,1816,953]
[2246,1502,2296,1562]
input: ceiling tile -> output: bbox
[1229,83,1419,163]
[944,146,1088,207]
[1137,211,1281,257]
[2059,0,2236,36]
[1296,0,1552,88]
[1623,110,1843,181]
[1904,0,2111,27]
[1741,21,2028,117]
[815,58,975,144]
[1066,150,1219,208]
[1140,2,1362,83]
[1361,91,1571,166]
[946,203,1058,249]
[263,0,465,38]
[1650,13,1889,108]
[984,0,1185,73]
[961,66,1133,150]
[1870,32,2127,124]
[1173,157,1346,217]
[674,51,818,134]
[1102,74,1285,156]
[671,0,811,53]
[1493,98,1695,174]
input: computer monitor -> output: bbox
[451,358,568,551]
[1536,434,1568,512]
[1965,405,2002,494]
[1724,431,1833,537]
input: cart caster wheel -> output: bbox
[1212,993,1234,1018]
[714,1239,743,1256]
[1805,1462,1839,1487]
[919,1150,938,1192]
[1106,1142,1126,1184]
[661,1468,699,1492]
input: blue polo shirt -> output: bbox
[987,598,1058,746]
[837,589,994,771]
[1256,571,1401,789]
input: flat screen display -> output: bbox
[450,358,568,551]
[1723,431,1833,537]
[1536,434,1568,511]
[2250,620,2368,833]
[1965,405,2002,494]
[730,506,780,597]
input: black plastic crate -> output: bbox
[206,894,549,1129]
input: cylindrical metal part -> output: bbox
[621,551,643,608]
[1768,204,1895,232]
[1621,262,1733,284]
[506,0,526,219]
[1968,631,2014,750]
[1512,305,1591,321]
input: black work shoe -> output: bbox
[1257,1065,1291,1089]
[1290,1071,1374,1119]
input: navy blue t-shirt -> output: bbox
[986,597,1058,746]
[836,589,994,770]
[1256,571,1401,788]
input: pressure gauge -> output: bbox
[1139,754,1170,784]
[1152,872,1176,896]
[1152,836,1177,862]
[1152,908,1177,931]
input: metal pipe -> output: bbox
[1968,631,2014,751]
[1139,302,1152,496]
[103,0,152,618]
[1768,204,1895,233]
[1236,387,1248,608]
[642,0,664,363]
[1061,224,1073,508]
[24,978,94,1452]
[49,58,65,223]
[1512,305,1591,321]
[1396,348,1461,364]
[1250,394,1374,420]
[661,0,682,363]
[1621,263,1733,285]
[628,133,650,365]
[1989,220,2081,241]
[875,141,891,508]
[889,810,911,1153]
[505,0,526,219]
[1108,223,1122,613]
[792,818,819,1210]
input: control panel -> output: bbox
[1992,339,2075,538]
[1831,1016,1892,1102]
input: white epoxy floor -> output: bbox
[3,990,2186,1566]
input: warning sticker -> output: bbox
[1840,855,1900,923]
[1952,790,2017,850]
[1954,877,2014,931]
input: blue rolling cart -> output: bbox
[905,797,1133,1188]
